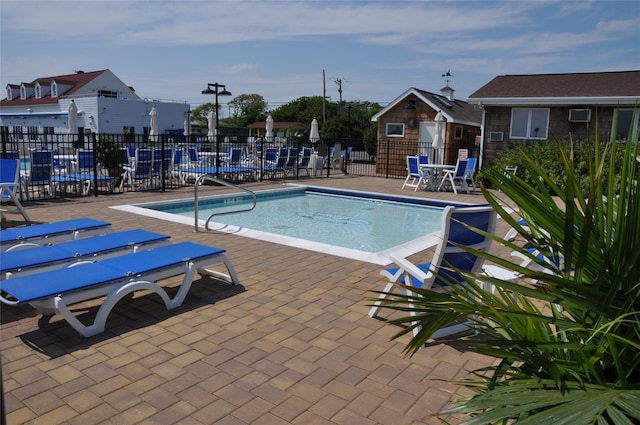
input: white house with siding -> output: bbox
[1,69,190,140]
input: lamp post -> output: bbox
[201,83,232,179]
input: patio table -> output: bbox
[419,164,455,190]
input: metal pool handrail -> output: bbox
[193,175,257,232]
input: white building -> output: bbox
[1,69,190,140]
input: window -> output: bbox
[386,123,405,137]
[510,108,549,139]
[454,126,463,139]
[51,82,58,97]
[97,90,118,98]
[35,85,41,99]
[612,109,639,142]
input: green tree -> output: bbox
[271,96,328,125]
[191,103,217,126]
[227,93,268,127]
[372,129,640,423]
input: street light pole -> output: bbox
[201,83,232,179]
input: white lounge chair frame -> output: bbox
[0,241,240,337]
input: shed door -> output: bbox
[419,122,437,155]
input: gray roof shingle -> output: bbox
[469,70,640,99]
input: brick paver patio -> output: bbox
[1,175,515,424]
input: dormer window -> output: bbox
[19,83,35,99]
[51,81,58,97]
[35,84,41,99]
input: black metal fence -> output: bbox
[1,129,478,201]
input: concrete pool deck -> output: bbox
[1,176,516,425]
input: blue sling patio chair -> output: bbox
[283,147,299,176]
[369,205,497,340]
[170,147,184,183]
[1,158,30,223]
[66,149,117,195]
[437,157,470,194]
[120,148,153,191]
[464,157,478,192]
[152,148,173,184]
[21,150,55,199]
[298,148,312,176]
[263,148,289,179]
[402,156,431,191]
[0,241,241,337]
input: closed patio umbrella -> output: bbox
[67,100,78,140]
[149,105,159,143]
[207,110,216,142]
[432,110,445,164]
[265,113,274,141]
[183,117,190,142]
[309,118,320,144]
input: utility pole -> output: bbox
[322,70,326,123]
[335,78,344,104]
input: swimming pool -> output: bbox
[113,185,471,265]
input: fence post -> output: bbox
[161,135,166,192]
[385,139,390,179]
[91,133,98,197]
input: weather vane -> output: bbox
[442,70,453,85]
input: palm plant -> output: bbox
[371,131,640,423]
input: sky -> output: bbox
[1,0,639,115]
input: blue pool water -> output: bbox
[114,186,465,265]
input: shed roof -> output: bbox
[372,87,481,127]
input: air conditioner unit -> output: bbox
[568,109,591,122]
[489,131,503,142]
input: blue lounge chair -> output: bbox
[1,229,170,279]
[504,218,529,241]
[1,158,30,223]
[0,218,111,252]
[369,205,497,339]
[512,246,564,275]
[0,241,240,337]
